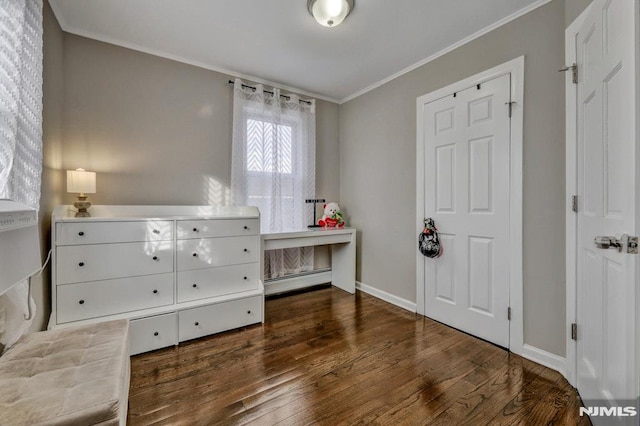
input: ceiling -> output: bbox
[49,0,547,103]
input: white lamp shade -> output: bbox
[67,169,96,194]
[309,0,353,27]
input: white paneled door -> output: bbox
[575,0,637,416]
[421,74,511,348]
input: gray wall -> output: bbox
[61,34,340,207]
[565,0,593,27]
[339,0,568,356]
[32,0,65,331]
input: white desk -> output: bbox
[262,227,356,295]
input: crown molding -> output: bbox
[339,0,552,104]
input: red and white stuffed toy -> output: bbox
[318,202,345,228]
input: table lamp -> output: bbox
[67,168,96,217]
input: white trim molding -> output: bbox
[416,56,525,355]
[50,0,552,105]
[47,1,339,104]
[340,0,551,104]
[521,344,567,379]
[564,3,593,389]
[356,281,417,313]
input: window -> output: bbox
[246,118,293,174]
[231,79,316,277]
[244,116,299,224]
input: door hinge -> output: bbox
[505,101,516,118]
[571,323,577,340]
[628,236,639,254]
[571,195,578,212]
[559,63,578,84]
[507,307,511,321]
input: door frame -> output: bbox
[564,3,592,389]
[416,56,524,353]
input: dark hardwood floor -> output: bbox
[128,287,590,425]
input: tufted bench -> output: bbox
[0,319,130,425]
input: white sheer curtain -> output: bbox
[231,78,315,279]
[0,0,43,207]
[0,0,43,345]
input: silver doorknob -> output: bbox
[594,234,627,252]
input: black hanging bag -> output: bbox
[418,218,441,258]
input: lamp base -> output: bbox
[73,195,91,217]
[305,198,326,230]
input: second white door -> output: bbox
[422,74,511,348]
[574,0,637,416]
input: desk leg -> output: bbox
[331,232,356,294]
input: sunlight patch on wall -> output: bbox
[203,175,230,206]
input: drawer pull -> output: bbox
[78,262,85,267]
[153,289,158,294]
[154,332,159,336]
[194,321,199,326]
[78,300,85,305]
[192,253,198,257]
[244,276,248,280]
[193,228,199,232]
[78,231,85,236]
[152,256,159,261]
[243,248,248,252]
[152,229,160,234]
[247,310,252,314]
[192,283,197,288]
[243,226,249,230]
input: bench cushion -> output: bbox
[0,319,130,425]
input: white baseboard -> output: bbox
[520,344,567,379]
[264,270,332,295]
[356,281,417,313]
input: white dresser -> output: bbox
[49,205,263,355]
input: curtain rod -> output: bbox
[228,80,313,105]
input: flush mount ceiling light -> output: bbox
[307,0,355,28]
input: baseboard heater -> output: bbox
[0,200,41,295]
[264,268,332,295]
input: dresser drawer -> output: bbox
[177,263,259,303]
[56,220,173,246]
[57,241,174,284]
[56,273,173,323]
[177,219,259,239]
[177,236,258,271]
[130,313,178,355]
[178,296,262,342]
